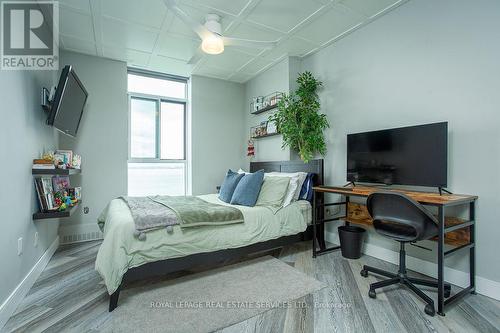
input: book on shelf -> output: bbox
[33,158,55,169]
[32,164,55,169]
[33,159,53,164]
[34,177,58,212]
[34,179,47,211]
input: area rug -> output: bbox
[104,256,325,333]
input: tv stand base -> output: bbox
[438,187,453,195]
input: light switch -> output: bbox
[18,237,23,256]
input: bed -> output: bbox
[96,159,325,311]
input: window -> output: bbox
[127,70,188,196]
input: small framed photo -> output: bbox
[53,176,71,192]
[266,121,277,134]
[56,150,73,167]
[53,153,65,166]
[74,187,82,200]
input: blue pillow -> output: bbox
[299,173,315,202]
[219,169,244,203]
[230,170,265,207]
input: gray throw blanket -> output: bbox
[120,196,244,241]
[120,196,179,240]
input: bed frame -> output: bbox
[108,159,325,312]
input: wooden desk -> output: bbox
[312,185,477,316]
[314,185,477,206]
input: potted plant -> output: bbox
[269,72,329,163]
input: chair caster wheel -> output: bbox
[360,269,368,278]
[424,304,435,316]
[368,289,376,299]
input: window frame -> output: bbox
[127,69,189,195]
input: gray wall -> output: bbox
[244,58,297,164]
[57,55,246,223]
[0,70,59,305]
[191,75,246,195]
[301,0,500,283]
[58,51,128,237]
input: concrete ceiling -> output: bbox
[58,0,406,83]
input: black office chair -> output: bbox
[360,191,451,316]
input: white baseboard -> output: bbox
[325,231,500,301]
[0,236,59,330]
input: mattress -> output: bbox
[95,194,311,294]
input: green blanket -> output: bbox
[149,195,244,228]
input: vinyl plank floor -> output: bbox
[3,240,499,333]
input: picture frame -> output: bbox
[39,177,57,211]
[53,153,65,166]
[56,150,73,167]
[74,187,82,200]
[53,176,71,192]
[266,121,277,134]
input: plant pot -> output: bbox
[338,225,366,259]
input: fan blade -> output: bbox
[163,0,213,40]
[187,46,204,65]
[222,37,277,49]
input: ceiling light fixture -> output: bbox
[201,34,224,55]
[163,1,277,64]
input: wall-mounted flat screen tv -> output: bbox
[347,122,448,187]
[47,65,88,137]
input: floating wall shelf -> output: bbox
[32,168,81,176]
[251,104,278,115]
[33,201,80,220]
[251,133,280,139]
[32,167,82,220]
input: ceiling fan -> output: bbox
[163,0,278,64]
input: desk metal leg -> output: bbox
[312,191,317,258]
[470,201,476,294]
[317,191,326,250]
[345,196,350,226]
[437,206,445,316]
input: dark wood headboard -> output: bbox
[250,159,324,186]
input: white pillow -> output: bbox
[292,172,308,200]
[238,170,307,207]
[266,172,307,201]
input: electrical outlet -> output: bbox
[18,237,23,256]
[34,232,39,247]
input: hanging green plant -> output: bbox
[269,71,329,163]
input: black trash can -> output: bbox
[338,225,366,259]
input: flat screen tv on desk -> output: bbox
[347,122,447,187]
